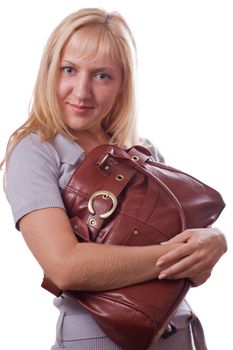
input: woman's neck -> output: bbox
[75,130,110,155]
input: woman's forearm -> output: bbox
[62,241,182,291]
[19,207,182,292]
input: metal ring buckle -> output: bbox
[88,191,117,219]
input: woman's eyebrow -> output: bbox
[61,59,117,71]
[92,67,116,72]
[60,59,77,66]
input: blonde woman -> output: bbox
[1,8,227,350]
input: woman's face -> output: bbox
[57,33,123,136]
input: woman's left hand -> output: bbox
[156,227,227,287]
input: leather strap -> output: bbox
[41,275,62,297]
[191,316,208,350]
[86,161,137,239]
[84,146,151,239]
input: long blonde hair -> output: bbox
[1,8,139,168]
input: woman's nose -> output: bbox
[73,74,92,100]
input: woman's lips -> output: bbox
[67,102,94,113]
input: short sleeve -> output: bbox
[5,134,65,229]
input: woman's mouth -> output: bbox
[67,102,94,113]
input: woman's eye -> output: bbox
[95,72,110,80]
[61,66,74,74]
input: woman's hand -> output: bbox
[156,227,227,287]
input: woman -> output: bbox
[1,8,227,350]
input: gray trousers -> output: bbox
[51,297,207,350]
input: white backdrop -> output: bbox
[0,1,232,349]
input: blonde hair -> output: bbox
[1,8,139,168]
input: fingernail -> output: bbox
[158,273,166,280]
[160,241,168,245]
[156,260,163,267]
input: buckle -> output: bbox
[161,324,177,339]
[88,190,117,219]
[98,149,114,168]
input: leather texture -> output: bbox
[42,144,225,350]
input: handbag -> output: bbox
[42,144,225,350]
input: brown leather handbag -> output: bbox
[42,144,225,350]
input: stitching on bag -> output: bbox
[64,188,89,212]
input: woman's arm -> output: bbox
[156,227,227,286]
[19,207,182,292]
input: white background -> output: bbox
[0,1,232,349]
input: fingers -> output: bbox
[157,255,204,280]
[157,227,227,281]
[161,230,192,244]
[156,240,211,279]
[156,241,194,268]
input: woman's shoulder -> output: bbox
[8,132,60,172]
[5,132,66,229]
[12,131,42,151]
[10,131,54,157]
[9,132,85,167]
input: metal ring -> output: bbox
[131,155,139,161]
[116,174,124,181]
[88,191,117,219]
[89,219,97,227]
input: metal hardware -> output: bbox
[116,174,124,181]
[161,325,177,339]
[89,219,97,227]
[88,191,117,219]
[102,194,108,199]
[98,149,114,167]
[131,155,139,161]
[133,229,139,235]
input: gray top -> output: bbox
[5,132,163,228]
[6,132,85,228]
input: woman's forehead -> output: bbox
[62,28,119,64]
